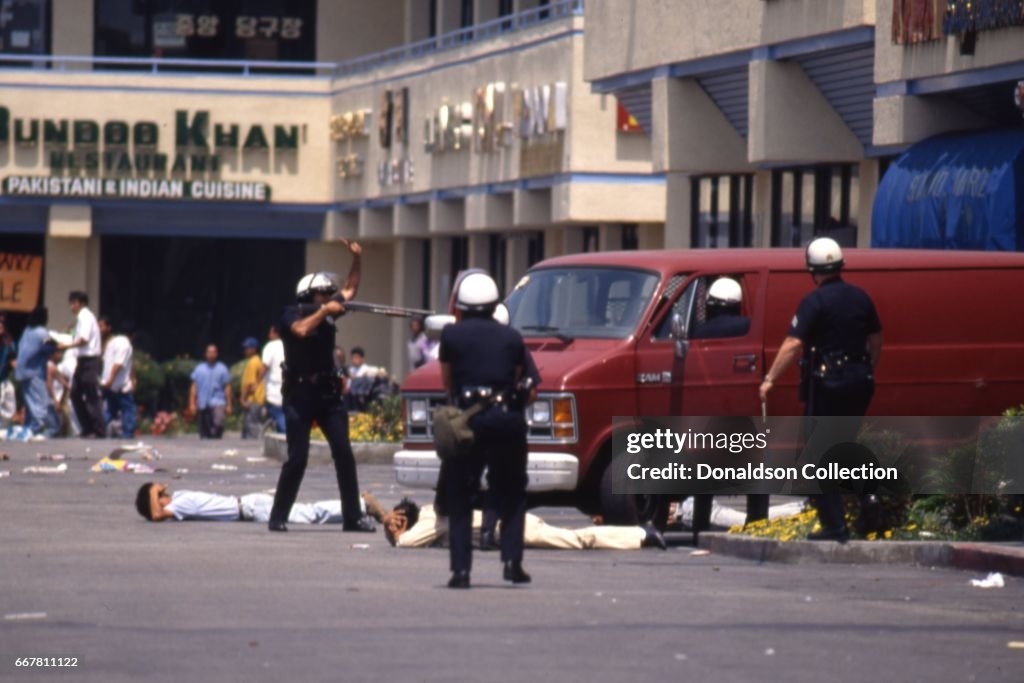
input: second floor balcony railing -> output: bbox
[0,0,583,80]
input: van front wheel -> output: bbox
[598,461,669,529]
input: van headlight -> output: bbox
[527,395,576,441]
[408,398,429,424]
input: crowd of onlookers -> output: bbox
[0,301,436,442]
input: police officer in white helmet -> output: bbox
[267,239,376,534]
[691,277,751,340]
[759,237,883,542]
[438,271,538,588]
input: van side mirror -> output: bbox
[425,314,456,341]
[670,312,689,360]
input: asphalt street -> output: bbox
[1,437,1022,683]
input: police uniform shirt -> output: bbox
[788,277,881,356]
[279,295,346,377]
[692,314,751,340]
[439,316,531,393]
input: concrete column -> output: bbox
[468,234,489,269]
[392,239,427,379]
[394,203,429,237]
[857,159,879,249]
[543,227,564,259]
[752,170,773,248]
[506,236,530,289]
[431,237,454,311]
[748,59,862,165]
[513,189,551,227]
[562,226,584,254]
[664,173,693,249]
[638,224,665,250]
[359,207,394,240]
[599,224,623,251]
[44,205,97,321]
[323,211,359,241]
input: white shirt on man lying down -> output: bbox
[164,490,364,524]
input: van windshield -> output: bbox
[505,267,660,340]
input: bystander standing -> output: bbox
[189,344,232,439]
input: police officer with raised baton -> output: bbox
[439,272,537,589]
[759,237,882,541]
[268,239,376,534]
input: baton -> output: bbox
[343,301,436,319]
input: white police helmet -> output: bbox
[296,272,338,302]
[455,272,500,312]
[493,302,510,325]
[707,277,742,307]
[805,237,844,273]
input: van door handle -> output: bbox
[733,354,758,373]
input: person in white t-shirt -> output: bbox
[59,291,105,437]
[99,316,136,439]
[257,324,285,433]
[135,482,367,525]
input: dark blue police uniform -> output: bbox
[789,276,881,533]
[269,298,365,529]
[692,314,751,340]
[439,315,537,575]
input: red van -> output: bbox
[395,249,1024,522]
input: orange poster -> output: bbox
[0,252,43,313]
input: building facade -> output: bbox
[3,0,1023,373]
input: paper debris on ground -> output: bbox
[969,572,1005,589]
[22,463,67,474]
[4,612,47,621]
[690,549,711,557]
[211,463,238,471]
[224,449,239,457]
[91,457,155,474]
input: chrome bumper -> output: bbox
[394,449,579,492]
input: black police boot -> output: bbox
[503,561,532,584]
[642,524,668,550]
[448,570,471,589]
[806,526,850,543]
[479,529,499,551]
[268,521,288,532]
[343,515,377,533]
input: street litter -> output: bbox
[37,454,66,461]
[690,549,711,557]
[4,612,47,621]
[246,456,269,463]
[0,470,10,478]
[176,468,189,474]
[351,543,370,550]
[22,463,67,474]
[224,449,239,457]
[109,442,162,461]
[244,473,266,479]
[212,463,238,471]
[1007,642,1024,649]
[764,648,776,656]
[91,456,155,474]
[969,572,1005,589]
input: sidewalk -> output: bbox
[698,533,1024,577]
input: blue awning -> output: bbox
[871,129,1024,250]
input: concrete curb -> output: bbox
[698,533,1024,577]
[262,433,399,465]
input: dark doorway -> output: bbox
[100,235,305,362]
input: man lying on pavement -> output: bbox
[364,493,665,551]
[135,482,372,528]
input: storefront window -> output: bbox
[621,224,639,250]
[771,165,859,248]
[690,174,754,248]
[94,0,316,67]
[0,0,49,61]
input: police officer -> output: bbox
[439,272,538,589]
[691,277,751,340]
[759,237,882,541]
[268,239,376,534]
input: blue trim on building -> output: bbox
[0,77,329,99]
[877,60,1024,98]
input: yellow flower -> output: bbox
[884,530,893,539]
